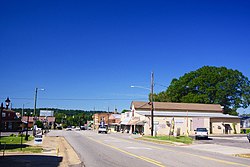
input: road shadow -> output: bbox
[190,136,213,140]
[0,144,30,150]
[195,137,213,140]
[0,155,63,167]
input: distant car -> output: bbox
[66,126,72,131]
[57,126,62,130]
[98,126,108,134]
[195,128,208,140]
[80,126,86,130]
[75,126,81,131]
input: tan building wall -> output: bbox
[141,116,211,136]
[210,118,240,134]
[134,113,240,136]
[131,101,240,136]
[93,113,110,129]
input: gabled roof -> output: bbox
[131,101,223,113]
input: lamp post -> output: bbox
[5,97,10,110]
[131,72,154,136]
[25,112,32,140]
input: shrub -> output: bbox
[18,134,26,137]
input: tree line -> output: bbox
[14,108,106,127]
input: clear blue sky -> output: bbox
[0,0,249,114]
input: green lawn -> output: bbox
[144,135,193,144]
[0,135,33,144]
[0,135,42,153]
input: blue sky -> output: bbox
[0,0,249,114]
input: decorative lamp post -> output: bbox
[5,97,10,110]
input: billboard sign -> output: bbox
[40,110,54,117]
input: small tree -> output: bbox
[35,120,44,129]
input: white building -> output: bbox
[128,101,240,136]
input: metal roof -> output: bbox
[136,111,239,118]
[132,101,223,112]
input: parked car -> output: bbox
[98,126,108,134]
[247,132,250,143]
[65,126,72,131]
[75,126,81,131]
[80,126,86,130]
[195,128,208,140]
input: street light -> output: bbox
[131,72,154,136]
[34,88,45,116]
[5,97,11,110]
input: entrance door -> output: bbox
[210,122,212,134]
[225,124,231,134]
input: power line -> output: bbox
[0,97,147,101]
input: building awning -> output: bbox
[128,117,144,125]
[136,121,145,125]
[109,123,120,125]
[120,117,131,125]
[128,119,138,125]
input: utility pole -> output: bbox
[0,103,3,139]
[151,72,154,136]
[34,88,38,116]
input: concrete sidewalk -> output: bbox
[133,134,250,157]
[0,135,82,167]
[182,143,250,155]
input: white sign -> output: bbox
[40,110,54,117]
[34,135,43,145]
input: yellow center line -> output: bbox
[86,135,249,167]
[87,136,166,167]
[109,136,164,150]
[184,152,250,167]
[115,137,250,167]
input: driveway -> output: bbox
[193,135,250,149]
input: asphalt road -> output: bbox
[49,130,250,167]
[200,136,250,149]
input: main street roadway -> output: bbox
[49,130,250,167]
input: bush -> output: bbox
[9,134,16,137]
[241,129,250,134]
[18,134,26,137]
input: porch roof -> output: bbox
[120,117,131,125]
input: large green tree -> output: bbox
[154,66,250,115]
